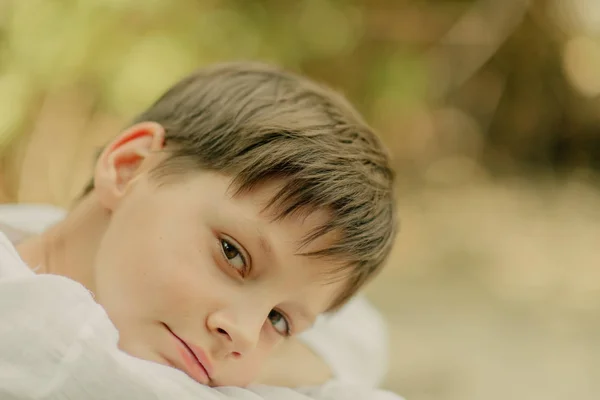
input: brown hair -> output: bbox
[84,62,397,310]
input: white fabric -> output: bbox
[300,297,388,387]
[0,231,402,399]
[0,204,66,234]
[0,203,389,387]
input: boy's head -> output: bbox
[84,62,396,386]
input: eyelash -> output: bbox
[219,237,292,337]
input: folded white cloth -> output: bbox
[0,232,402,400]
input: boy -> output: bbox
[1,62,397,392]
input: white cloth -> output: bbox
[0,204,400,399]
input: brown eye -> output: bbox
[220,239,247,274]
[268,310,291,336]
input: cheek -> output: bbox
[142,244,224,319]
[94,226,215,322]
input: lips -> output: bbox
[163,324,213,384]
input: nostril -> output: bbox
[217,328,228,336]
[232,351,241,359]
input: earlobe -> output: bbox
[93,122,166,210]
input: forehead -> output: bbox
[185,171,333,249]
[227,177,340,261]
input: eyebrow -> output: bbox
[258,234,272,254]
[294,306,318,329]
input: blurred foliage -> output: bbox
[0,0,599,202]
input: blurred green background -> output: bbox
[0,1,599,399]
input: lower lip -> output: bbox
[167,328,210,384]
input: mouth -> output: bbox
[163,323,212,385]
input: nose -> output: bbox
[207,308,264,358]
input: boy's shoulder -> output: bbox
[0,203,66,233]
[0,230,34,279]
[0,204,66,278]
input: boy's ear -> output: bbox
[94,121,165,210]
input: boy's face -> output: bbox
[93,155,344,386]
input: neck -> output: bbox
[16,195,109,293]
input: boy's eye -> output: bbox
[268,309,291,336]
[220,239,247,275]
